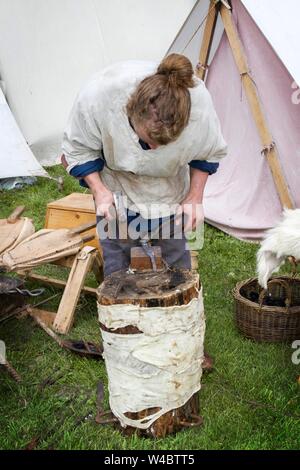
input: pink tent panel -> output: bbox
[204,0,300,242]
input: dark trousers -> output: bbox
[96,216,191,277]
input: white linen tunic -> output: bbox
[62,60,227,218]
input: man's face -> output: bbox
[132,121,160,150]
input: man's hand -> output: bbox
[62,160,115,220]
[175,168,207,232]
[82,172,115,221]
[61,154,68,169]
[176,195,204,233]
[94,187,115,220]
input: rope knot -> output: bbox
[196,63,209,72]
[261,142,276,157]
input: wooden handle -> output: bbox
[7,206,26,224]
[81,234,95,243]
[70,221,96,235]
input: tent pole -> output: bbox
[219,4,294,209]
[196,0,219,81]
[192,1,220,271]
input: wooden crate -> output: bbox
[45,193,100,251]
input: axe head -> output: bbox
[130,246,163,272]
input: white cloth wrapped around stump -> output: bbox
[98,289,205,430]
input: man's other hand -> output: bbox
[94,188,115,221]
[176,196,204,233]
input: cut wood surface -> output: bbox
[97,269,200,308]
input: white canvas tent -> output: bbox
[168,0,300,241]
[0,0,196,168]
[0,87,48,179]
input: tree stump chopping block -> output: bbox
[97,268,205,438]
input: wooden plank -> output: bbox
[196,0,219,81]
[220,4,294,210]
[7,206,26,224]
[29,308,56,327]
[46,193,95,212]
[45,207,96,232]
[18,272,98,297]
[53,247,96,334]
[45,207,100,250]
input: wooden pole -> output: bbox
[219,4,294,209]
[191,0,220,270]
[196,0,219,81]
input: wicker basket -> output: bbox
[233,276,300,343]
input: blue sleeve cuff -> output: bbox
[69,158,105,178]
[189,160,219,175]
[69,158,105,188]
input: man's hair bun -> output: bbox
[157,53,194,88]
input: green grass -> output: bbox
[0,166,299,450]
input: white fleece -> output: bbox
[257,208,300,288]
[62,60,227,218]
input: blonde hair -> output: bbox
[126,54,195,145]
